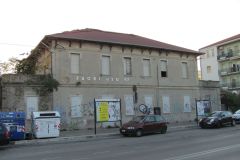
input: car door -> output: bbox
[225,112,233,124]
[143,116,155,133]
[221,112,229,125]
[155,115,165,131]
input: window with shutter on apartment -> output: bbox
[182,62,188,78]
[143,58,150,76]
[71,53,80,74]
[101,55,110,75]
[123,57,132,75]
[160,60,167,77]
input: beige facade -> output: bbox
[0,30,221,130]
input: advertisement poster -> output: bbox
[124,95,134,115]
[196,100,211,116]
[95,99,121,122]
[98,102,109,121]
[183,96,191,112]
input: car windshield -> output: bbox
[209,112,221,117]
[235,110,240,114]
[132,116,145,122]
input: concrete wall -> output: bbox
[199,46,220,81]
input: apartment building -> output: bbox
[1,29,221,130]
[200,34,240,93]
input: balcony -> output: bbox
[220,81,240,90]
[219,65,240,76]
[217,50,240,61]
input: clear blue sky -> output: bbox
[0,0,239,62]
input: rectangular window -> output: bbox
[207,66,212,74]
[71,96,82,117]
[232,79,236,88]
[143,58,150,76]
[211,49,214,57]
[123,57,132,75]
[71,53,80,74]
[160,60,167,77]
[181,62,188,78]
[101,55,110,75]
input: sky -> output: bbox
[0,0,240,62]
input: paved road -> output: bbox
[1,125,240,160]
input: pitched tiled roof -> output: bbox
[45,28,200,54]
[200,33,240,49]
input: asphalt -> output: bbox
[13,121,198,146]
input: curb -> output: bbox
[13,124,197,146]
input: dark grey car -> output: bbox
[199,111,235,128]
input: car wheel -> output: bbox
[217,122,221,128]
[231,120,236,126]
[200,124,205,129]
[136,129,143,137]
[160,127,167,134]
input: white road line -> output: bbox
[163,144,240,160]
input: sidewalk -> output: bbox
[14,121,198,146]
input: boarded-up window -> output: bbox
[162,96,170,113]
[182,62,188,78]
[143,59,150,76]
[123,57,132,75]
[124,95,134,115]
[71,96,82,117]
[71,53,80,74]
[160,60,167,77]
[101,55,110,75]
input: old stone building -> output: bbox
[0,29,221,130]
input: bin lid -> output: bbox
[32,111,60,118]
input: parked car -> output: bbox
[233,109,240,124]
[199,111,235,128]
[0,123,10,145]
[120,115,167,137]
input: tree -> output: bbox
[221,90,240,112]
[0,57,19,74]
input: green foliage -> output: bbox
[15,50,38,74]
[221,90,240,112]
[37,74,59,96]
[0,57,19,74]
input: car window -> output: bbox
[132,116,145,122]
[235,110,240,114]
[210,112,221,117]
[155,116,165,122]
[145,116,155,122]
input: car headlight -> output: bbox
[127,127,135,129]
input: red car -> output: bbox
[0,123,10,145]
[120,115,167,137]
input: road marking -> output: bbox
[163,144,240,160]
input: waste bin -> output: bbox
[0,112,26,141]
[31,111,60,138]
